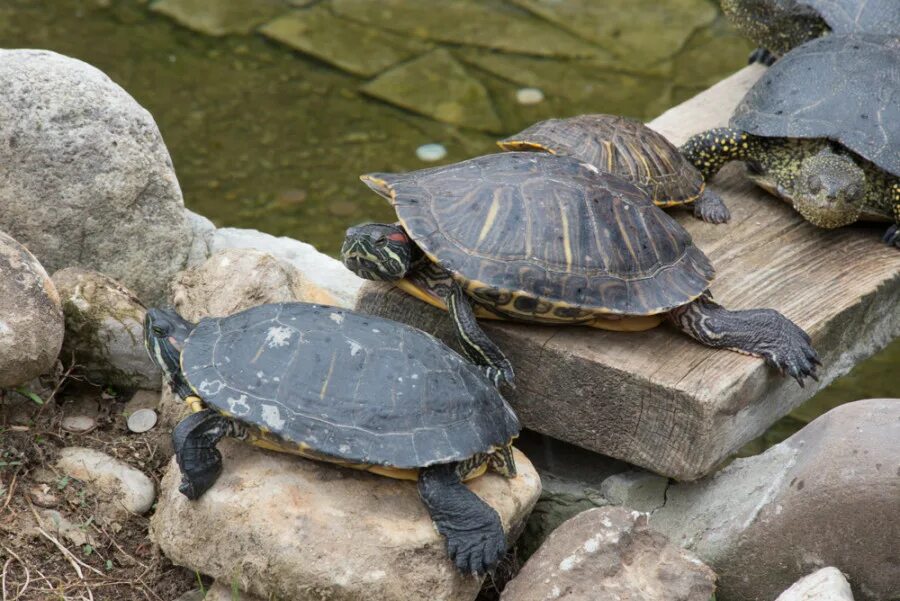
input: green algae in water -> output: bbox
[150,0,289,36]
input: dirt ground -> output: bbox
[0,366,201,601]
[0,367,520,601]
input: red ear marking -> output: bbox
[386,232,408,242]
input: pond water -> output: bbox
[1,0,895,451]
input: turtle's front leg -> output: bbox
[418,462,506,575]
[748,47,777,66]
[412,263,515,388]
[668,293,820,385]
[680,127,757,180]
[172,409,237,500]
[692,187,731,224]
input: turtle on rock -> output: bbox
[143,302,521,575]
[341,152,819,387]
[498,114,732,224]
[680,34,900,246]
[721,0,900,64]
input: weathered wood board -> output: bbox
[356,65,900,481]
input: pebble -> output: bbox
[415,143,447,162]
[127,408,158,433]
[516,87,545,105]
[28,485,60,509]
[61,415,96,433]
[56,447,156,516]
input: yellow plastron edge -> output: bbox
[181,396,488,482]
[394,279,663,332]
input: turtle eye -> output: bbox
[806,175,822,193]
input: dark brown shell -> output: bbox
[498,114,705,206]
[365,152,714,316]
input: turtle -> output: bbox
[341,151,820,387]
[680,34,900,246]
[720,0,900,64]
[143,302,521,575]
[497,114,732,224]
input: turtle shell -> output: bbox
[803,0,900,35]
[180,302,519,469]
[368,152,714,316]
[498,114,706,207]
[731,34,900,176]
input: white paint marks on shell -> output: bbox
[371,328,380,333]
[256,371,265,379]
[582,162,600,174]
[339,444,351,454]
[265,325,294,348]
[416,143,447,162]
[516,87,544,105]
[198,379,224,395]
[348,340,363,356]
[261,404,286,430]
[329,312,345,324]
[227,395,251,416]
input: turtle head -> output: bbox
[341,223,416,282]
[144,308,196,398]
[794,150,866,229]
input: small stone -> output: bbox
[173,589,209,601]
[501,507,716,601]
[515,87,545,105]
[204,582,264,601]
[126,408,158,433]
[28,485,60,509]
[124,389,160,414]
[37,509,98,548]
[56,447,156,519]
[416,143,448,162]
[61,415,96,434]
[775,568,854,601]
[274,188,307,207]
[328,201,358,217]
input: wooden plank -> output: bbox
[355,65,900,481]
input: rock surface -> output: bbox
[202,227,362,308]
[775,568,855,601]
[204,582,263,601]
[501,506,716,601]
[0,50,192,303]
[56,447,155,522]
[0,231,64,388]
[52,268,161,390]
[599,470,669,512]
[171,248,336,322]
[650,399,899,601]
[151,441,541,601]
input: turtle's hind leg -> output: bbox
[419,462,506,575]
[881,181,900,248]
[668,293,820,385]
[173,409,239,500]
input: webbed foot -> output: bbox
[882,225,900,248]
[749,47,777,66]
[419,463,507,575]
[669,295,820,385]
[173,409,231,500]
[692,189,731,224]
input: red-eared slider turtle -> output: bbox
[341,152,819,386]
[143,302,520,575]
[497,114,731,224]
[721,0,900,64]
[680,34,900,246]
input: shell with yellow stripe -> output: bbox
[366,152,715,322]
[498,114,706,209]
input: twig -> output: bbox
[0,470,18,513]
[1,546,31,601]
[28,503,104,578]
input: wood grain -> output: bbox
[356,65,900,480]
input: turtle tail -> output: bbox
[488,443,517,478]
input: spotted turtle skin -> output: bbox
[379,152,715,319]
[498,114,707,209]
[179,302,519,469]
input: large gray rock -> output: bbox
[0,50,192,303]
[52,267,161,390]
[151,442,542,601]
[775,568,854,601]
[0,231,64,388]
[650,399,899,601]
[501,507,716,601]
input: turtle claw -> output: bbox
[693,190,731,224]
[882,225,900,247]
[749,47,777,66]
[449,520,506,576]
